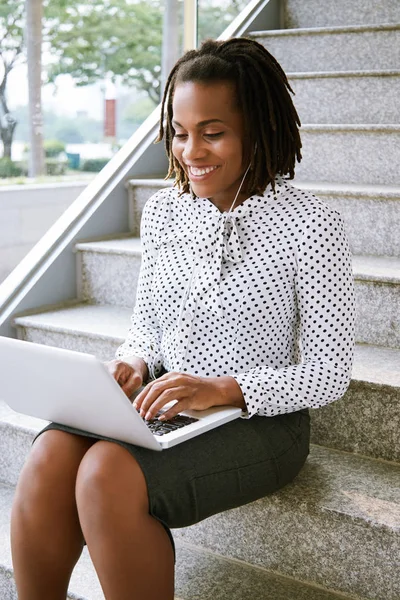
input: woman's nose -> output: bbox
[182,137,207,162]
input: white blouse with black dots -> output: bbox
[116,178,356,418]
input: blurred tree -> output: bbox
[0,0,24,158]
[26,0,45,175]
[45,0,163,104]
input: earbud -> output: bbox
[253,143,258,156]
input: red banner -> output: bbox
[104,98,116,138]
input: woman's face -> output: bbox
[171,81,248,212]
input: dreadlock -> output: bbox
[157,37,302,195]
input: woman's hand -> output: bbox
[105,358,146,399]
[133,372,246,421]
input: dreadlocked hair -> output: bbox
[157,37,302,195]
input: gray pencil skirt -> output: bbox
[35,409,310,559]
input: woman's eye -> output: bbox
[205,132,223,139]
[174,133,187,139]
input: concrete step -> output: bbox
[251,24,400,73]
[296,183,400,257]
[284,0,400,29]
[76,236,142,307]
[6,302,400,462]
[174,444,400,600]
[310,344,400,462]
[353,255,400,348]
[296,124,400,186]
[0,481,360,600]
[127,178,173,237]
[128,180,400,257]
[75,236,400,347]
[289,70,400,124]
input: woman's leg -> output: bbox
[11,430,96,600]
[75,441,175,600]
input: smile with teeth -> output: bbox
[189,165,219,176]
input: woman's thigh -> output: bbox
[38,410,310,530]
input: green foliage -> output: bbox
[0,0,24,59]
[43,138,66,157]
[81,157,110,172]
[0,156,22,177]
[44,0,163,103]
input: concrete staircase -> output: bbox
[1,1,399,598]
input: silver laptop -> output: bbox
[0,337,242,451]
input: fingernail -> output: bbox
[145,412,152,421]
[133,402,138,409]
[158,415,166,421]
[140,409,145,417]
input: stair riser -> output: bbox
[256,27,400,72]
[128,182,173,237]
[129,184,400,257]
[0,423,33,487]
[311,380,400,461]
[284,0,400,29]
[320,194,400,257]
[296,129,400,185]
[173,455,400,600]
[355,281,400,348]
[15,326,121,362]
[290,74,400,124]
[78,250,141,307]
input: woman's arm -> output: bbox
[232,206,356,418]
[115,194,165,382]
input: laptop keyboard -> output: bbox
[140,412,199,436]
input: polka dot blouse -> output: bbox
[116,178,356,418]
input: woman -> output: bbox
[11,38,355,600]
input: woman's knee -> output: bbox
[14,430,94,510]
[75,442,149,518]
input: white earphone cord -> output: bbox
[227,161,252,216]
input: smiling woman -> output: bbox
[171,81,246,212]
[10,38,355,600]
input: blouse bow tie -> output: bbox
[192,213,243,318]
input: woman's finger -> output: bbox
[141,386,186,420]
[121,374,142,397]
[133,372,182,409]
[158,398,192,422]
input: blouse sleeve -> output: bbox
[233,205,356,418]
[115,196,164,381]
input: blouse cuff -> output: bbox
[231,372,264,419]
